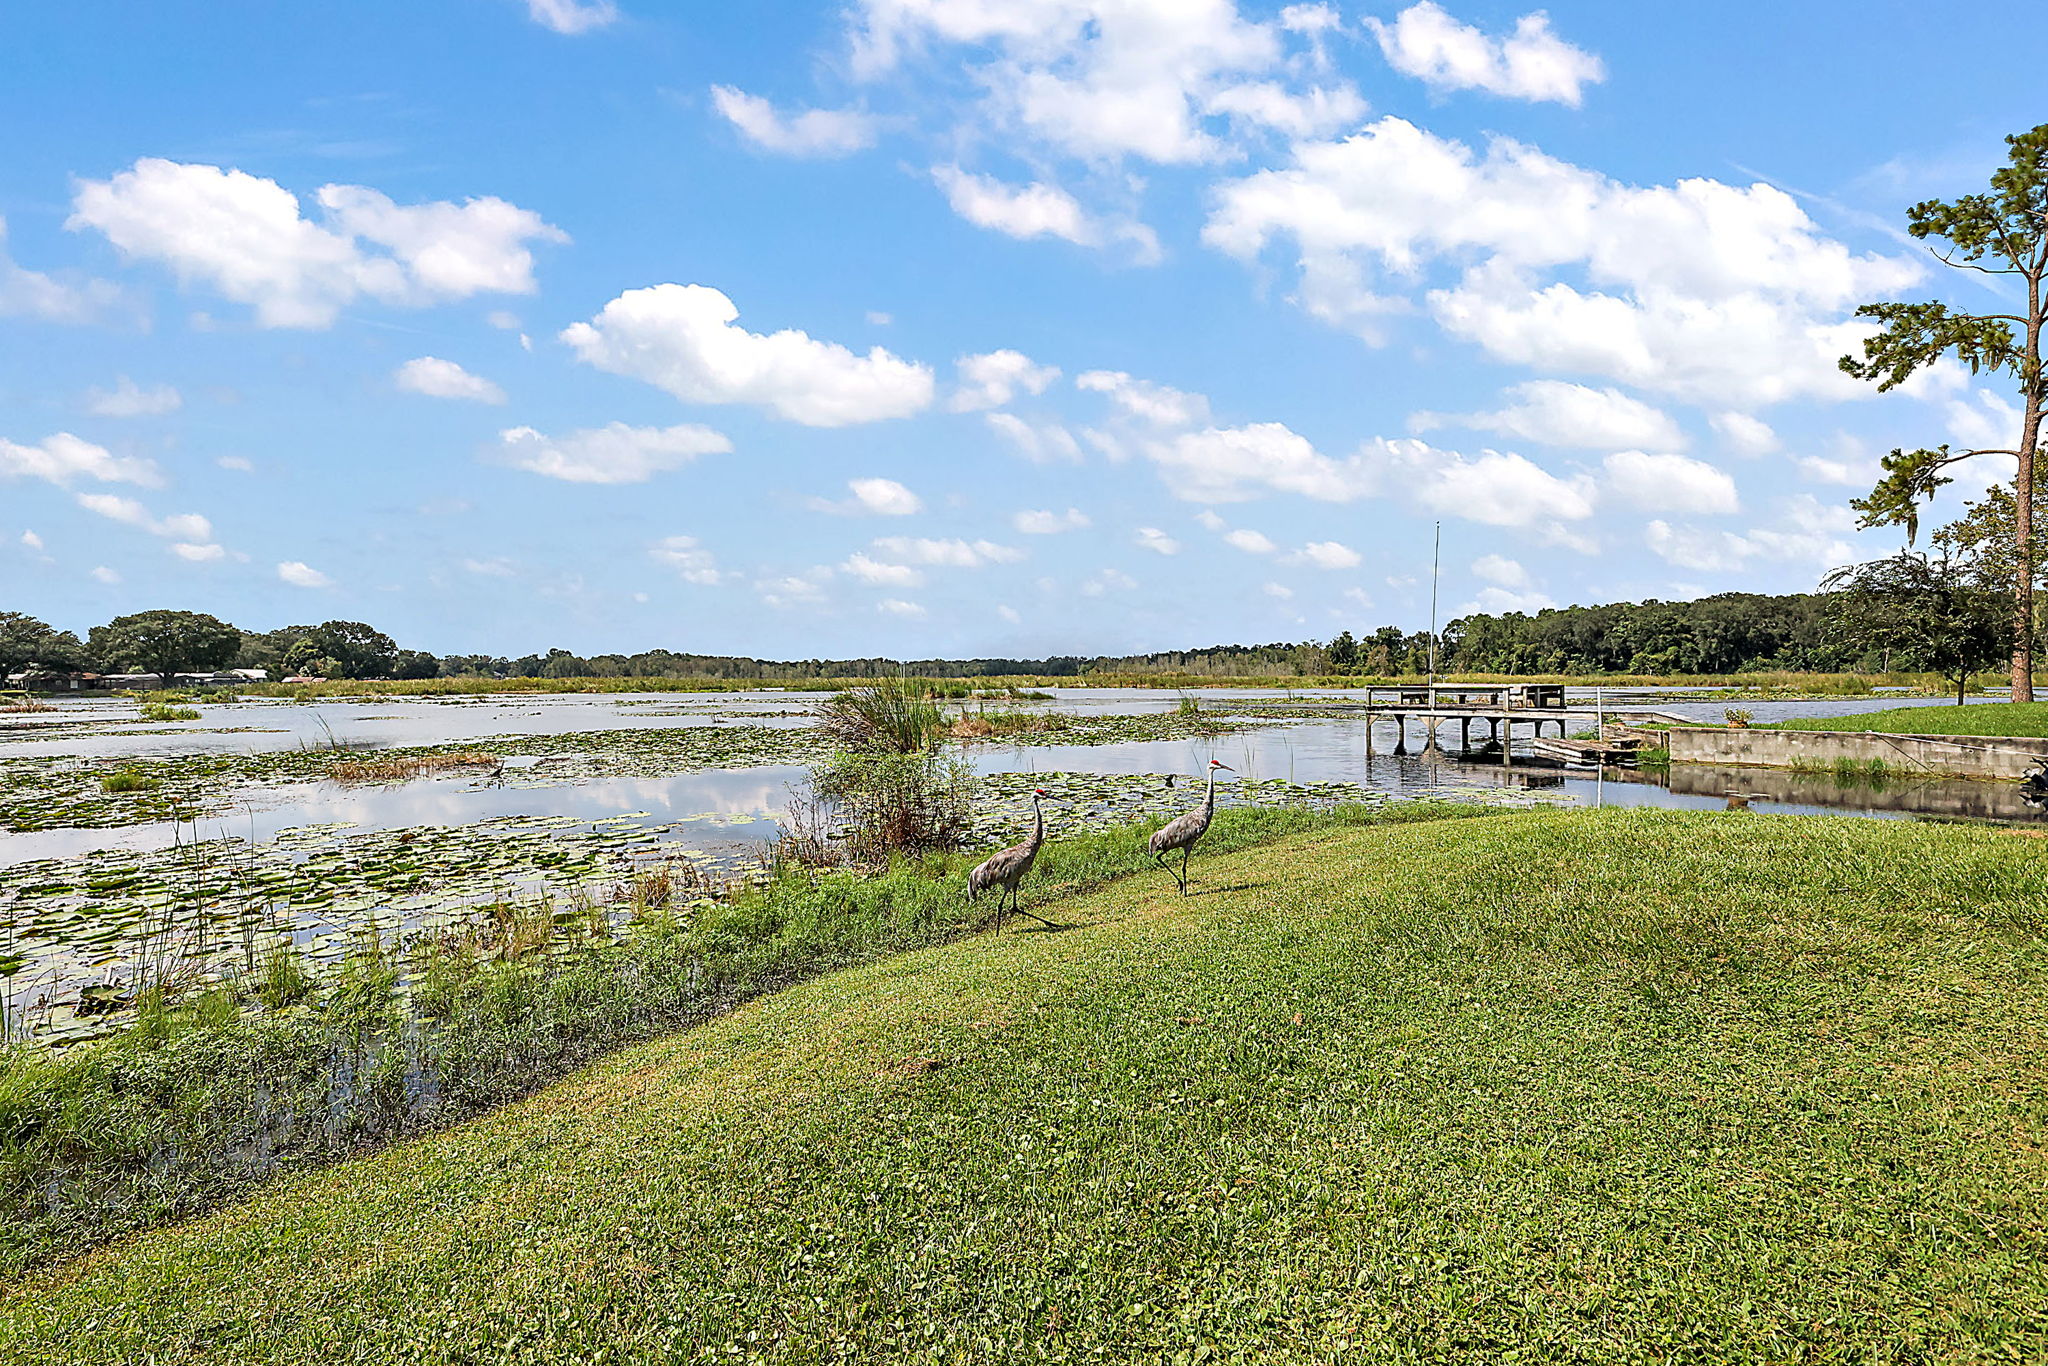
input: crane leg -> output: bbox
[1180,846,1191,896]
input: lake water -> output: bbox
[2,686,2033,1037]
[0,686,2015,869]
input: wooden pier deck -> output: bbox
[1327,684,1688,768]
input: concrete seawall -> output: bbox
[1667,726,2048,779]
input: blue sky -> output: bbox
[2,1,2041,658]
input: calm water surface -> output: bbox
[1,687,2030,868]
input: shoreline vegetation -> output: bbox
[4,806,2045,1359]
[14,667,2017,702]
[0,800,1482,1277]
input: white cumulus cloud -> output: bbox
[1366,2,1603,106]
[85,377,182,418]
[69,159,567,328]
[650,535,723,585]
[526,0,618,34]
[395,356,506,404]
[1135,527,1181,555]
[2,432,161,487]
[870,535,1023,567]
[951,350,1061,411]
[1416,380,1682,450]
[275,560,330,587]
[812,477,924,516]
[495,422,731,483]
[562,284,934,426]
[876,598,928,618]
[1205,117,1921,405]
[1603,450,1739,515]
[841,553,924,587]
[1224,528,1275,554]
[0,215,122,324]
[711,86,878,158]
[1287,539,1361,570]
[1013,507,1091,534]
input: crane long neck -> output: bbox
[1203,766,1218,811]
[1027,795,1044,849]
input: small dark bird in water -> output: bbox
[1149,758,1232,895]
[968,787,1059,927]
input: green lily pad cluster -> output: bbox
[0,811,773,1043]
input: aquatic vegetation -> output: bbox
[97,770,158,794]
[139,704,200,722]
[328,751,501,783]
[815,678,946,754]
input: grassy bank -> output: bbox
[1772,701,2048,737]
[0,800,1471,1275]
[6,807,2046,1361]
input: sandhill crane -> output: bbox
[1149,758,1232,895]
[968,787,1059,927]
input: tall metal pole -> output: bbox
[1427,520,1441,694]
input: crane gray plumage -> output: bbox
[968,788,1059,927]
[1149,759,1231,895]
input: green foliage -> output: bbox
[138,703,200,722]
[1838,123,2048,689]
[809,750,974,859]
[1723,707,1754,728]
[6,810,2048,1361]
[98,770,158,794]
[0,613,88,682]
[266,621,398,680]
[815,677,946,754]
[1823,552,2008,703]
[88,610,241,683]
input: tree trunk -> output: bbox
[2017,292,2043,703]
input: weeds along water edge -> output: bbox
[0,797,1491,1275]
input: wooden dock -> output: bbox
[1341,685,1684,768]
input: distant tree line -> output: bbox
[0,580,2001,688]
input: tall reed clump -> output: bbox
[815,676,945,753]
[809,680,971,861]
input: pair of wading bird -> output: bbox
[966,758,1232,926]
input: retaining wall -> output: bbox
[1667,725,2048,779]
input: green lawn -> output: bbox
[5,807,2048,1362]
[1771,700,2048,737]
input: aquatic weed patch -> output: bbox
[0,813,774,1042]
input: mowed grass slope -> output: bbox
[1772,700,2048,736]
[6,807,2048,1363]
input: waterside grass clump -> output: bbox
[0,798,1470,1275]
[139,703,201,722]
[327,751,501,784]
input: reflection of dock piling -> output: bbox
[1355,685,1681,768]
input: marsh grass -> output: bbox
[328,751,501,784]
[1787,755,1894,785]
[139,703,201,721]
[98,770,159,794]
[815,678,946,754]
